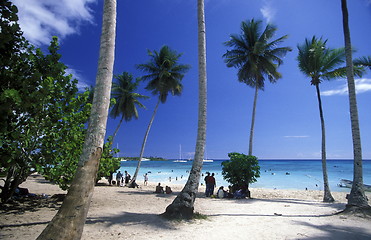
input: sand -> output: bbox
[1,173,371,239]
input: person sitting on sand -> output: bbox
[165,186,172,194]
[217,186,227,198]
[155,183,164,194]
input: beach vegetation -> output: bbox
[129,45,190,187]
[221,152,260,198]
[340,0,371,214]
[0,0,119,203]
[110,72,149,142]
[0,0,94,203]
[163,0,207,220]
[222,19,292,156]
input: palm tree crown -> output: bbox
[110,72,148,122]
[137,45,190,103]
[297,36,348,85]
[223,19,292,89]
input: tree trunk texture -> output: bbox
[129,99,160,186]
[248,86,258,156]
[163,0,207,219]
[111,115,124,143]
[340,0,370,212]
[37,0,116,239]
[315,84,334,202]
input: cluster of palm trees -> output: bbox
[37,0,369,239]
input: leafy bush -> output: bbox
[221,152,260,190]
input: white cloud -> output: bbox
[260,1,276,23]
[13,0,96,46]
[321,78,371,96]
[65,68,90,92]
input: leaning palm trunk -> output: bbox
[163,0,207,219]
[37,1,116,239]
[111,115,124,143]
[129,99,160,186]
[248,85,258,156]
[315,84,334,202]
[341,0,370,212]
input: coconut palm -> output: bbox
[163,0,207,219]
[341,0,370,212]
[110,72,148,142]
[222,19,291,156]
[354,56,371,70]
[297,36,351,202]
[37,0,116,239]
[128,45,190,186]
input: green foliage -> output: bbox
[0,0,122,201]
[96,136,121,183]
[221,153,260,188]
[137,45,190,103]
[110,72,148,121]
[223,19,292,90]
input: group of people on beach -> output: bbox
[108,170,131,187]
[154,183,172,194]
[204,172,216,197]
[204,171,249,199]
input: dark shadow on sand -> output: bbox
[293,221,371,239]
[85,211,176,230]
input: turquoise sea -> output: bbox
[118,159,371,192]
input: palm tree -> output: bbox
[128,45,190,186]
[297,36,350,202]
[163,0,207,219]
[110,72,148,142]
[354,56,371,70]
[37,0,116,239]
[341,0,370,212]
[222,19,291,156]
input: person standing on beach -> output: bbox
[204,172,211,196]
[124,171,131,184]
[144,173,148,186]
[209,173,216,196]
[116,171,123,187]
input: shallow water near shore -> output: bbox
[118,159,371,192]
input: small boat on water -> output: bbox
[338,179,371,192]
[173,160,187,163]
[203,159,214,162]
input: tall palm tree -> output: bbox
[222,19,291,156]
[110,72,148,142]
[37,0,116,239]
[341,0,370,212]
[128,45,190,186]
[163,0,207,219]
[297,36,350,202]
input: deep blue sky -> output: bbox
[14,0,371,159]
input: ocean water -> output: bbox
[117,159,371,192]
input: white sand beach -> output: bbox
[1,173,371,240]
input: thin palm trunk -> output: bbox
[129,99,160,186]
[341,0,370,210]
[315,84,334,202]
[111,115,124,143]
[37,1,116,239]
[248,86,258,156]
[163,0,207,219]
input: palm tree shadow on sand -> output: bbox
[85,211,176,230]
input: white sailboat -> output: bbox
[203,146,213,162]
[174,144,187,162]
